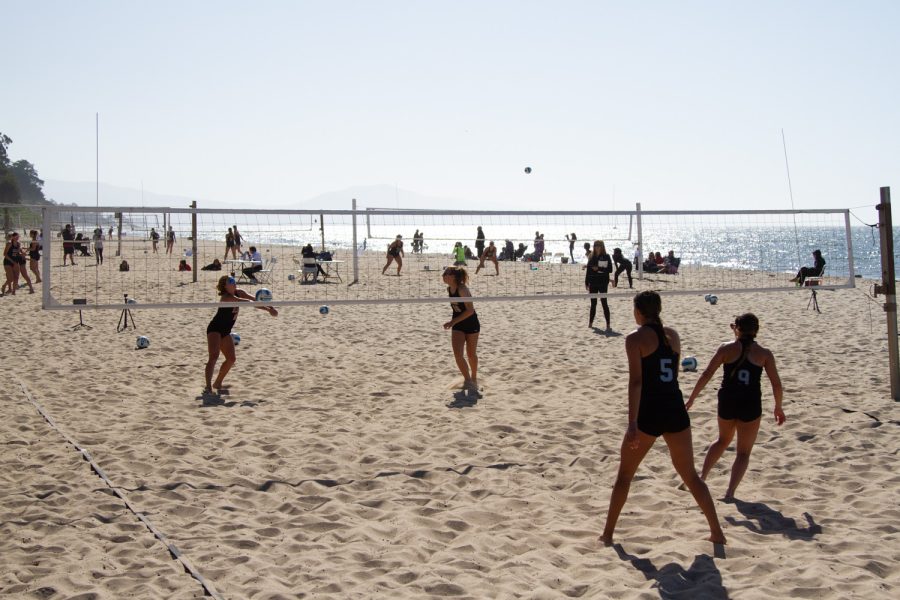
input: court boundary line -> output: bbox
[14,376,225,600]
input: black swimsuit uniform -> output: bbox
[29,242,40,262]
[586,252,612,326]
[717,339,764,422]
[449,288,480,334]
[4,241,24,267]
[637,326,690,437]
[207,304,239,336]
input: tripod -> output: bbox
[117,295,136,332]
[71,299,92,330]
[807,289,821,313]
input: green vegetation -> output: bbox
[0,131,55,231]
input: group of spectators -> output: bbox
[642,250,680,274]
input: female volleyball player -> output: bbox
[442,266,480,392]
[475,241,499,275]
[686,313,785,500]
[204,275,278,393]
[600,291,726,546]
[382,235,404,275]
[28,230,41,284]
[585,240,612,329]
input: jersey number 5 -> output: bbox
[660,359,674,382]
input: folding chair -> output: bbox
[301,257,319,283]
[255,257,275,285]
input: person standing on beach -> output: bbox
[585,240,613,329]
[224,227,236,260]
[475,226,485,259]
[612,247,633,289]
[600,291,726,546]
[686,313,785,501]
[165,226,176,255]
[233,225,243,256]
[62,224,76,266]
[205,275,278,393]
[150,227,160,253]
[93,228,104,265]
[382,235,404,275]
[27,230,41,284]
[566,233,577,263]
[475,241,499,275]
[442,266,480,392]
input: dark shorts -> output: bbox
[452,313,480,335]
[3,258,12,267]
[637,392,690,437]
[207,322,234,337]
[64,247,74,255]
[717,389,762,422]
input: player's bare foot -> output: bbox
[708,531,727,545]
[598,534,614,546]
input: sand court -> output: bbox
[2,264,899,598]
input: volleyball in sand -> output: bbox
[681,356,698,371]
[136,335,150,349]
[231,332,241,345]
[319,305,330,315]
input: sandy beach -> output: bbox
[2,251,899,599]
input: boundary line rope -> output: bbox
[14,376,225,600]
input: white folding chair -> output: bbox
[301,257,319,283]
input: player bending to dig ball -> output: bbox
[600,291,725,546]
[205,275,278,393]
[686,313,785,501]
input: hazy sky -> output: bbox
[3,0,898,217]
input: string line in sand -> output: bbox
[14,376,225,600]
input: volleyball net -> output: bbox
[35,204,855,310]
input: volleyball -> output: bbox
[704,294,711,302]
[287,274,296,281]
[681,356,698,372]
[255,288,273,302]
[231,332,240,345]
[126,298,137,305]
[319,305,330,315]
[136,335,150,349]
[708,295,718,305]
[524,167,532,174]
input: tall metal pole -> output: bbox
[95,112,99,227]
[320,212,326,251]
[635,202,643,281]
[191,201,198,282]
[351,198,359,284]
[875,187,899,400]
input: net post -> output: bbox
[319,212,325,251]
[116,211,123,257]
[876,187,900,400]
[41,207,52,309]
[191,201,198,282]
[635,202,643,280]
[843,209,855,288]
[352,198,359,284]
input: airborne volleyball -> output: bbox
[255,288,273,302]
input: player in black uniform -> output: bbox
[442,266,480,393]
[382,235,405,275]
[204,275,278,393]
[600,291,725,546]
[612,247,633,289]
[585,240,613,329]
[686,313,785,500]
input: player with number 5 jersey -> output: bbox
[686,313,785,501]
[600,291,725,546]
